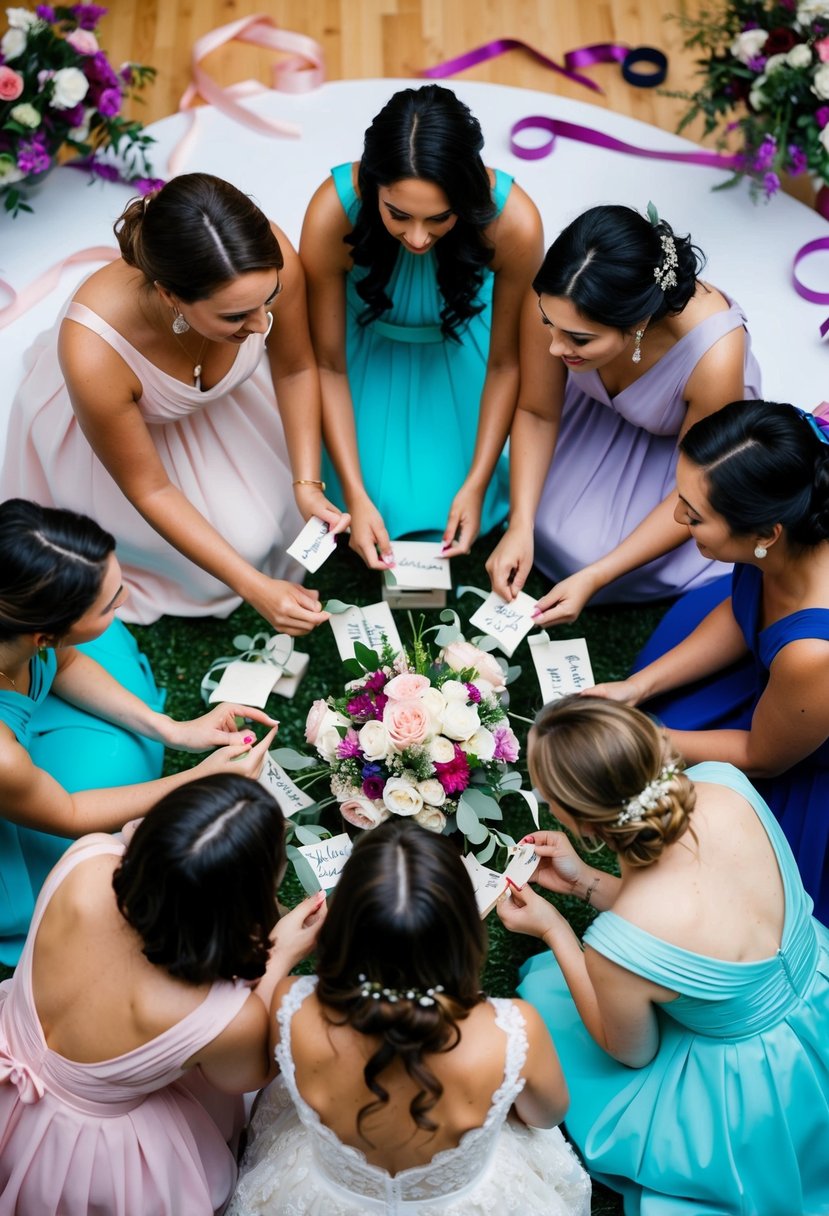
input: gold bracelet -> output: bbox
[583,875,601,907]
[293,479,326,491]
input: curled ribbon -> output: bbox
[422,39,667,94]
[0,245,118,332]
[792,236,829,339]
[0,1049,45,1104]
[509,114,743,171]
[200,631,295,703]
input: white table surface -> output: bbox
[1,76,827,463]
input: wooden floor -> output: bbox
[99,0,710,142]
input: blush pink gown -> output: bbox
[0,835,251,1216]
[1,301,304,624]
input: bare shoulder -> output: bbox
[71,259,142,320]
[485,172,543,267]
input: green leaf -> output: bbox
[324,599,353,614]
[497,771,523,791]
[232,634,253,650]
[432,623,461,646]
[353,641,380,671]
[290,852,322,895]
[475,835,497,865]
[271,746,318,770]
[461,787,502,820]
[342,658,365,679]
[456,797,489,844]
[505,664,521,684]
[646,200,659,226]
[294,823,328,845]
[474,635,500,652]
[456,584,489,602]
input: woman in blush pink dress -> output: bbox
[0,774,326,1216]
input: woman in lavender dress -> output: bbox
[486,205,762,625]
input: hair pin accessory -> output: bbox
[357,975,445,1006]
[654,233,678,292]
[616,763,679,827]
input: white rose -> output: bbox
[764,52,788,73]
[383,777,424,817]
[441,680,469,702]
[814,63,829,98]
[819,125,829,152]
[6,7,38,28]
[358,719,391,762]
[310,707,350,761]
[0,155,24,184]
[441,701,481,742]
[459,726,496,762]
[788,43,812,68]
[417,778,447,807]
[730,29,768,64]
[420,686,446,731]
[798,0,829,22]
[9,102,40,129]
[429,734,456,764]
[414,804,447,833]
[50,67,89,110]
[0,27,26,58]
[69,107,93,141]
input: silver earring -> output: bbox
[632,329,644,364]
[754,545,768,559]
[172,311,190,335]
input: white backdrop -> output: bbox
[1,76,827,463]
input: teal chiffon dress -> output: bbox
[519,762,829,1216]
[0,620,164,966]
[322,162,512,540]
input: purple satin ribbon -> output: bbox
[792,236,829,338]
[509,113,744,170]
[422,39,662,95]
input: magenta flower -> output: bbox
[787,145,807,176]
[36,4,56,18]
[133,176,166,195]
[97,87,121,117]
[71,5,109,30]
[762,171,781,198]
[433,744,470,796]
[364,670,388,693]
[347,692,379,721]
[362,775,385,800]
[465,682,481,703]
[336,729,362,760]
[752,134,776,173]
[818,106,829,129]
[17,136,51,176]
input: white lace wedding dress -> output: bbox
[228,976,591,1215]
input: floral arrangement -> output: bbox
[278,613,536,863]
[669,0,829,199]
[0,4,159,215]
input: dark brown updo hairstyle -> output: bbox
[316,818,486,1142]
[529,695,696,868]
[114,172,283,302]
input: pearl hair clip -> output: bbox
[616,763,679,827]
[653,233,678,292]
[357,975,445,1007]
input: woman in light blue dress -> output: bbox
[500,695,829,1216]
[300,84,543,567]
[0,498,279,966]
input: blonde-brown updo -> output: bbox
[529,695,696,868]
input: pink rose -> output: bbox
[340,797,389,829]
[383,698,430,750]
[441,641,506,691]
[384,672,431,700]
[66,28,99,55]
[0,67,24,101]
[305,698,331,745]
[818,36,829,62]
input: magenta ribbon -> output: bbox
[793,236,829,338]
[422,39,665,95]
[509,113,743,171]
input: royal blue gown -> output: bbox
[0,620,163,966]
[321,162,512,540]
[634,563,829,924]
[519,762,829,1216]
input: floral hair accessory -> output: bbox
[616,763,680,827]
[357,975,445,1007]
[653,233,678,292]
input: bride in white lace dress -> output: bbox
[228,819,591,1216]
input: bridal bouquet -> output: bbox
[282,614,535,860]
[0,4,158,215]
[669,0,829,198]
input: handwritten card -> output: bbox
[297,832,353,890]
[271,650,310,700]
[287,516,338,573]
[469,590,538,658]
[528,635,595,704]
[259,754,316,816]
[462,844,539,918]
[208,659,281,708]
[328,601,403,661]
[384,542,451,590]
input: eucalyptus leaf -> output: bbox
[474,635,500,653]
[324,599,353,614]
[518,788,541,829]
[475,835,498,864]
[291,852,322,895]
[456,798,489,844]
[232,634,253,650]
[461,787,502,820]
[294,823,329,845]
[271,747,318,770]
[432,624,462,646]
[497,771,523,791]
[505,664,522,684]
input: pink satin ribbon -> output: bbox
[0,246,119,331]
[422,38,665,94]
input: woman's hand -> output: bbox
[246,575,330,636]
[166,704,280,752]
[193,725,278,780]
[520,831,589,895]
[441,482,483,558]
[589,678,645,706]
[347,493,395,570]
[486,524,534,599]
[292,482,351,535]
[531,567,603,627]
[497,882,563,941]
[270,889,328,971]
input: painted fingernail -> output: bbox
[244,734,254,744]
[531,609,540,618]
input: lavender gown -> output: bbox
[533,298,761,602]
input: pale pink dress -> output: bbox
[1,301,304,624]
[0,835,251,1216]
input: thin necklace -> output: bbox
[169,324,210,390]
[0,669,17,689]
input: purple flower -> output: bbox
[787,145,808,176]
[17,137,51,176]
[70,4,109,30]
[752,134,777,172]
[746,54,766,72]
[119,63,133,85]
[36,4,56,19]
[762,171,781,198]
[88,160,120,181]
[97,87,121,117]
[346,692,378,721]
[336,728,362,760]
[84,51,119,89]
[363,670,388,693]
[362,775,385,800]
[62,102,86,127]
[818,106,829,129]
[464,682,481,703]
[492,725,520,764]
[132,176,166,195]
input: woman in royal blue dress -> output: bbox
[588,399,829,924]
[0,498,278,967]
[501,695,829,1216]
[300,84,543,567]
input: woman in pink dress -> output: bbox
[2,173,347,632]
[0,773,326,1216]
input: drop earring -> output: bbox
[754,545,768,559]
[632,329,644,364]
[172,311,190,335]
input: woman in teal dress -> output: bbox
[300,84,543,567]
[500,695,829,1216]
[0,498,279,967]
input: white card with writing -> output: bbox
[462,853,509,918]
[528,635,595,704]
[286,516,338,573]
[469,590,538,657]
[208,659,280,708]
[504,843,539,888]
[259,754,316,816]
[271,651,310,700]
[297,832,353,890]
[384,542,451,590]
[328,601,403,661]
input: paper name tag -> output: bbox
[259,754,316,815]
[462,843,538,918]
[528,635,594,704]
[328,601,403,661]
[384,542,451,590]
[287,516,338,573]
[469,590,537,657]
[209,659,281,708]
[297,832,353,889]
